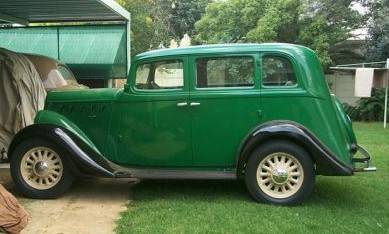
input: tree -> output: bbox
[170,0,212,39]
[118,0,154,56]
[195,0,364,67]
[119,0,210,56]
[366,0,389,61]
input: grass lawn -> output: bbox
[117,122,389,234]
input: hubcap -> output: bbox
[34,161,49,176]
[272,168,288,184]
[20,147,63,190]
[256,152,304,199]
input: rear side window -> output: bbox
[135,60,183,90]
[262,55,296,87]
[196,56,254,88]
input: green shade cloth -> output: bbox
[0,25,128,79]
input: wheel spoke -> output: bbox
[281,155,286,164]
[289,164,298,171]
[260,177,271,183]
[43,150,49,159]
[26,158,35,164]
[262,165,272,172]
[38,150,44,160]
[49,175,56,181]
[290,177,299,184]
[30,152,38,160]
[51,170,60,176]
[259,171,269,177]
[290,171,300,176]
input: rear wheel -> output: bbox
[245,140,315,205]
[10,139,74,199]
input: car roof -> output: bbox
[133,43,314,61]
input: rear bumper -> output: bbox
[352,145,377,172]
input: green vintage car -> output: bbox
[8,44,375,205]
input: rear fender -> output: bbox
[237,121,353,176]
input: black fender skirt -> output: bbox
[237,121,354,176]
[8,124,116,177]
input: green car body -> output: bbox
[9,43,374,203]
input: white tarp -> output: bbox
[0,48,46,159]
[354,68,375,97]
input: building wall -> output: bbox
[326,72,360,105]
[326,70,388,106]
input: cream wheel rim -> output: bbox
[256,152,304,199]
[20,147,63,190]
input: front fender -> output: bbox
[35,110,102,154]
[237,121,353,176]
[8,124,115,177]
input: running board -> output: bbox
[114,169,237,180]
[0,163,10,169]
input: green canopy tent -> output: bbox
[0,0,131,87]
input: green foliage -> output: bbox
[246,0,300,43]
[366,0,389,61]
[119,0,210,56]
[343,88,388,121]
[118,0,154,56]
[195,0,364,67]
[170,0,211,39]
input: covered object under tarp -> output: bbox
[0,48,46,159]
[0,0,130,157]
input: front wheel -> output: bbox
[245,140,315,205]
[10,139,74,199]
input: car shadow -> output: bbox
[1,167,369,208]
[0,168,137,201]
[131,179,250,203]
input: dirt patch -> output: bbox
[0,168,134,234]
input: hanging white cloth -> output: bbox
[354,68,374,97]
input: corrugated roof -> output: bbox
[0,0,130,25]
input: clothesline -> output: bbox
[330,59,389,128]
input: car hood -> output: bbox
[45,88,122,103]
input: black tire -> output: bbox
[10,138,74,199]
[245,140,315,205]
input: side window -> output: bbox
[196,56,254,88]
[135,60,183,90]
[262,55,296,87]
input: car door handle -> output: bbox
[177,102,188,107]
[190,102,201,106]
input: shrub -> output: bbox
[343,88,388,121]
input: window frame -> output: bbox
[260,52,301,89]
[131,56,188,93]
[191,53,259,91]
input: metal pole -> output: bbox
[384,58,389,128]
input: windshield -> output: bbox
[42,64,81,89]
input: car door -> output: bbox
[189,53,262,167]
[114,56,192,167]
